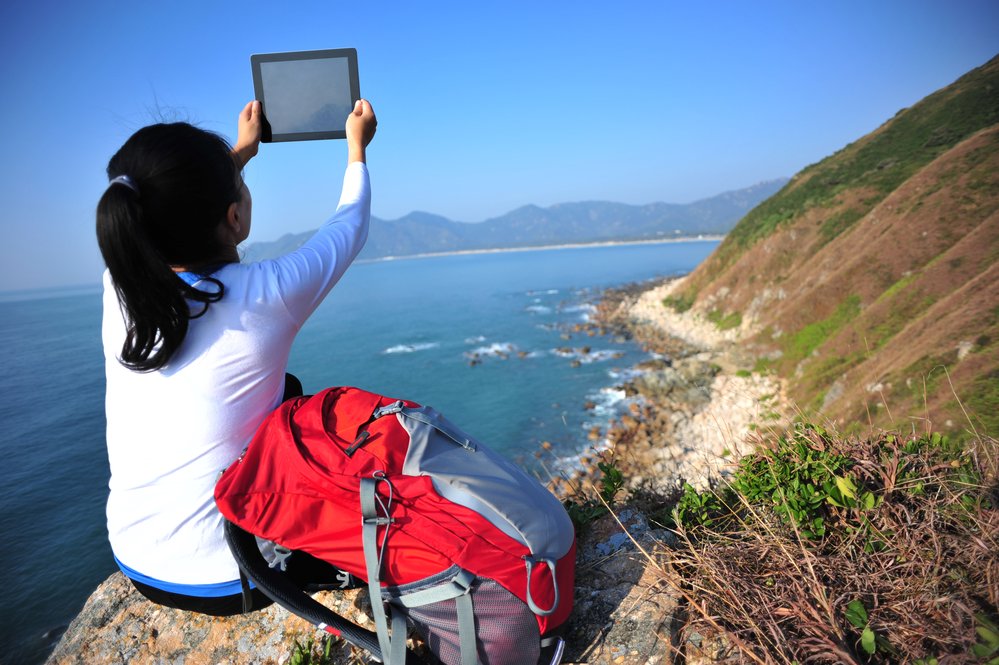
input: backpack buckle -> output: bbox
[363,515,394,526]
[372,400,405,419]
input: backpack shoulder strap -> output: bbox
[223,520,426,664]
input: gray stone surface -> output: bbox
[47,509,682,664]
[45,573,369,665]
[562,511,682,665]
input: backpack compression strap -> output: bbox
[360,476,480,665]
[223,520,426,665]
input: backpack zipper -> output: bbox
[344,430,370,457]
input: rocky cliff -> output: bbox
[46,512,682,665]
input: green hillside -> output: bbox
[691,54,999,287]
[667,54,999,437]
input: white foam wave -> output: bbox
[560,303,596,314]
[548,386,644,476]
[464,342,519,359]
[608,367,646,382]
[382,342,440,354]
[525,305,552,315]
[549,441,612,475]
[582,387,631,426]
[550,348,624,364]
[464,335,487,344]
[559,302,597,322]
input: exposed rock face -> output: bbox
[45,574,368,665]
[563,510,681,665]
[576,276,787,495]
[47,511,680,665]
[630,280,742,350]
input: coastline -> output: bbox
[357,235,725,265]
[553,274,786,496]
[0,237,725,300]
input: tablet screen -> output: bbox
[251,49,360,142]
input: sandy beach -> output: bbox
[358,235,726,265]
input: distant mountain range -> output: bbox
[241,179,788,262]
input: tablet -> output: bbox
[250,48,360,142]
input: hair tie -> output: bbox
[109,174,139,195]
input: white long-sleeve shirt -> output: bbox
[104,162,369,593]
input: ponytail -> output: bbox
[96,123,242,372]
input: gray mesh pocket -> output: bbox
[388,575,541,665]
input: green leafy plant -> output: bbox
[972,615,999,662]
[563,459,628,532]
[597,460,625,504]
[288,636,335,665]
[670,424,887,541]
[845,599,876,654]
[564,498,605,533]
[731,424,877,539]
[672,482,739,530]
[844,599,896,657]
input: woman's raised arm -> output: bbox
[345,99,377,164]
[233,100,263,168]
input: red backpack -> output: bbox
[215,386,575,665]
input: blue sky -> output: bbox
[1,1,997,291]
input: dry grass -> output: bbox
[646,427,999,663]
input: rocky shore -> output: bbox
[49,507,688,665]
[553,275,786,497]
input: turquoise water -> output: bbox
[0,240,717,663]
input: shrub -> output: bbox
[662,293,695,312]
[563,458,628,532]
[664,425,997,662]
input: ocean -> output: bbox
[0,239,718,663]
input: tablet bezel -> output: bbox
[250,48,360,142]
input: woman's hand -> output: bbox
[346,99,377,163]
[233,100,262,168]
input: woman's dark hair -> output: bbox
[96,122,243,372]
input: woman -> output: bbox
[96,98,377,614]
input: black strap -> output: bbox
[223,521,427,664]
[239,568,253,614]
